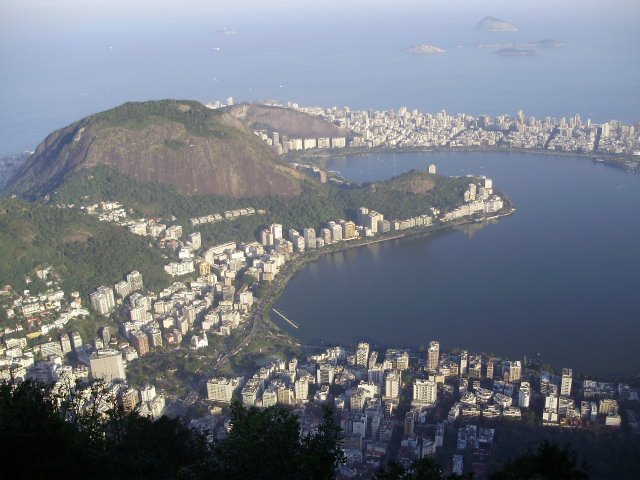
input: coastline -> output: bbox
[260,203,516,340]
[288,145,640,175]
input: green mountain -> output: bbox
[4,100,304,200]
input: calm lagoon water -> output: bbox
[275,151,640,376]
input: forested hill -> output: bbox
[3,100,304,200]
[0,199,170,298]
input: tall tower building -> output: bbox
[384,370,401,399]
[485,358,494,379]
[356,342,370,367]
[459,351,468,376]
[270,223,283,240]
[303,228,316,250]
[427,341,440,372]
[561,368,573,397]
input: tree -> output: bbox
[488,441,590,480]
[205,401,344,480]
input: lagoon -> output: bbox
[274,151,640,376]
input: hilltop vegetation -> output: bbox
[4,100,303,199]
[51,165,470,243]
[0,164,471,303]
[0,198,170,299]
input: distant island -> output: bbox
[476,16,517,32]
[495,48,537,57]
[405,44,446,55]
[477,39,564,48]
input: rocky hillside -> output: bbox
[4,100,304,199]
[226,103,346,139]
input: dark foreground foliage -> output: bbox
[0,381,343,480]
[1,381,592,480]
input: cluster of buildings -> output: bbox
[1,294,166,420]
[442,177,505,221]
[280,102,640,156]
[0,267,90,371]
[189,207,262,227]
[201,337,636,478]
[253,129,347,155]
[90,262,255,355]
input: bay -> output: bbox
[274,151,640,376]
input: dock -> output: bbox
[272,308,299,329]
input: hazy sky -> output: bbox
[1,0,638,154]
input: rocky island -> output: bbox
[477,39,564,48]
[476,16,517,32]
[405,44,446,55]
[495,48,537,57]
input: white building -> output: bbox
[561,368,573,397]
[207,377,241,403]
[413,379,438,404]
[89,349,125,382]
[427,341,440,372]
[384,370,401,399]
[90,286,115,315]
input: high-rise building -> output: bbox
[98,326,111,345]
[188,232,202,250]
[294,378,309,402]
[316,364,335,385]
[356,342,370,367]
[59,333,72,354]
[90,286,115,315]
[427,341,440,372]
[127,271,144,292]
[367,365,385,386]
[561,368,573,397]
[459,351,468,376]
[303,228,316,249]
[413,378,438,404]
[485,358,494,379]
[114,280,130,298]
[384,370,401,399]
[404,412,415,435]
[330,223,342,242]
[69,331,82,351]
[270,223,283,240]
[130,330,150,356]
[507,360,522,383]
[90,349,126,382]
[364,211,384,233]
[207,377,241,403]
[321,228,332,245]
[342,221,357,240]
[519,382,531,408]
